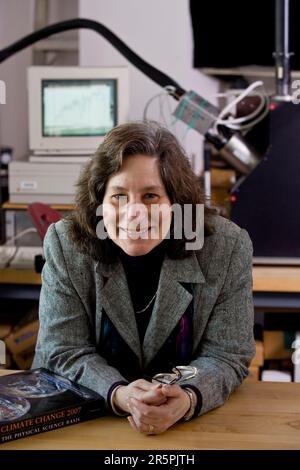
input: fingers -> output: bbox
[129,418,159,435]
[127,415,158,436]
[127,405,164,436]
[114,380,163,412]
[134,388,166,405]
[128,397,162,421]
[133,387,189,426]
[127,397,169,435]
[133,420,162,435]
[126,382,191,436]
[127,415,138,431]
[131,379,158,391]
[161,384,182,398]
[130,380,165,405]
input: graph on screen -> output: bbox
[42,79,117,137]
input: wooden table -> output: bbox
[1,371,300,450]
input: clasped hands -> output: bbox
[114,379,191,435]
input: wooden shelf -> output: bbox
[2,202,74,211]
[0,269,41,285]
[200,65,300,78]
[0,266,299,291]
[252,266,300,293]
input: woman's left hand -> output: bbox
[127,384,191,435]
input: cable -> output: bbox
[143,92,169,120]
[5,228,38,246]
[0,18,185,98]
[223,102,270,131]
[217,90,266,125]
[217,81,264,122]
[143,87,176,124]
[213,81,269,133]
[143,86,181,135]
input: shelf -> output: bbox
[0,269,41,285]
[2,202,74,211]
[0,266,298,291]
[252,266,300,293]
[200,65,300,78]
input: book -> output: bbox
[0,368,106,444]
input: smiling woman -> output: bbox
[33,120,255,436]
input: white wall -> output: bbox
[0,0,79,162]
[79,0,219,174]
[0,0,35,161]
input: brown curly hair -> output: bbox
[68,121,216,263]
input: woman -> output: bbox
[33,121,255,435]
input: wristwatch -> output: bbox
[182,388,197,421]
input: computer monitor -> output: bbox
[28,66,129,156]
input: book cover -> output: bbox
[0,368,106,444]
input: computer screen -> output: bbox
[42,79,117,137]
[28,66,129,155]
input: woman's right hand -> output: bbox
[114,379,166,413]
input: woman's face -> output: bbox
[102,154,172,256]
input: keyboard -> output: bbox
[0,246,17,269]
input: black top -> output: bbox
[115,242,166,343]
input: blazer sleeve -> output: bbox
[32,223,128,407]
[189,228,255,415]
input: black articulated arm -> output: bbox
[0,18,185,99]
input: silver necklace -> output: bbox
[135,290,158,314]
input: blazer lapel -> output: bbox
[95,259,142,363]
[143,252,205,368]
[95,250,206,370]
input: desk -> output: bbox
[0,370,300,450]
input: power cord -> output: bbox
[213,81,270,133]
[5,227,38,246]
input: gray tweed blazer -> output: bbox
[33,215,255,416]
